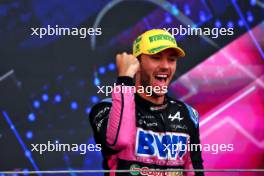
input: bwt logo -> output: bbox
[136,129,189,160]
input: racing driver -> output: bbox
[89,29,204,176]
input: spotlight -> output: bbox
[247,11,253,22]
[54,94,62,103]
[250,0,256,6]
[94,77,100,86]
[165,14,172,23]
[23,168,29,176]
[25,150,31,157]
[199,11,206,22]
[108,63,116,71]
[91,96,99,104]
[71,101,78,110]
[33,100,40,109]
[227,21,234,28]
[28,113,36,122]
[171,5,179,16]
[99,66,106,74]
[184,4,191,16]
[86,107,91,114]
[215,20,221,28]
[42,94,49,102]
[238,19,244,27]
[26,131,33,139]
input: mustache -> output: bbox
[154,68,171,75]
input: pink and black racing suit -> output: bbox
[89,76,204,176]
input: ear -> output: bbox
[136,55,141,73]
[134,71,140,83]
[137,54,142,62]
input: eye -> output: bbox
[150,55,161,60]
[168,56,177,62]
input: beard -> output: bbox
[139,69,166,98]
[140,69,151,88]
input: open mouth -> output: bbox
[154,74,168,83]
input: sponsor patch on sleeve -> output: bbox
[184,103,199,128]
[94,105,111,132]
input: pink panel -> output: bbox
[170,22,264,175]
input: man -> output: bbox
[89,29,204,176]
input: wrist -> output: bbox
[118,71,135,78]
[116,76,134,86]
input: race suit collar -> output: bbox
[135,93,168,111]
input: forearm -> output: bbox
[106,76,136,150]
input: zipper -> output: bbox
[159,113,166,131]
[159,112,169,167]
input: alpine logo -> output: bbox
[136,128,189,160]
[168,111,183,122]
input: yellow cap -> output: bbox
[132,29,185,58]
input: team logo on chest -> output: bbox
[168,111,183,122]
[135,128,189,160]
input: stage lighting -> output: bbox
[165,16,172,23]
[108,63,116,71]
[85,107,91,114]
[33,100,40,109]
[238,19,244,27]
[199,11,206,22]
[26,131,33,139]
[98,66,106,74]
[250,0,256,6]
[54,94,62,103]
[227,21,234,28]
[28,113,36,122]
[91,96,99,104]
[71,101,78,110]
[94,77,100,86]
[42,94,49,102]
[171,5,179,16]
[184,4,191,16]
[215,20,221,28]
[25,150,31,157]
[247,11,254,22]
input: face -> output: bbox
[136,48,178,97]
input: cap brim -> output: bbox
[170,46,185,57]
[144,46,185,58]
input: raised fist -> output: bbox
[116,52,140,78]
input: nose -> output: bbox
[159,56,169,69]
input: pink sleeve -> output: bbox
[106,86,136,150]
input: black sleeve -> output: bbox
[89,101,120,170]
[190,123,204,176]
[181,102,204,176]
[89,101,112,146]
[186,105,204,176]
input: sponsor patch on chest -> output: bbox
[135,128,189,160]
